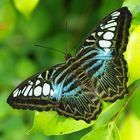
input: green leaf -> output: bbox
[125,25,140,85]
[92,79,140,129]
[29,80,140,136]
[29,111,93,135]
[81,122,120,140]
[123,0,140,28]
[120,113,140,140]
[123,0,140,86]
[129,86,140,117]
[80,80,140,140]
[13,0,39,18]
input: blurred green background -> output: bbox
[1,0,140,140]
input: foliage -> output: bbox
[0,0,140,140]
[13,0,39,19]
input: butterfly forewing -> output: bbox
[77,7,131,54]
[76,7,131,102]
[7,7,132,123]
[7,67,60,111]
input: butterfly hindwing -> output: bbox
[7,7,132,123]
[52,62,102,122]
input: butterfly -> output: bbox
[7,7,132,123]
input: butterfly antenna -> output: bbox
[35,44,66,56]
[64,19,70,55]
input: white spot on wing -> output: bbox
[28,81,33,85]
[36,80,40,85]
[13,89,19,97]
[50,89,54,96]
[29,89,33,96]
[107,20,115,23]
[111,11,120,17]
[103,32,114,40]
[97,32,104,36]
[104,48,110,52]
[108,27,116,31]
[38,74,42,78]
[18,90,22,95]
[43,83,50,96]
[91,33,95,36]
[83,46,91,49]
[100,24,104,29]
[22,87,26,93]
[45,71,49,79]
[23,85,31,96]
[34,86,42,96]
[99,40,111,48]
[86,39,95,42]
[104,22,117,28]
[112,16,118,19]
[111,11,118,15]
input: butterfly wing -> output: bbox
[51,61,102,122]
[77,7,131,54]
[76,7,132,102]
[7,66,58,111]
[7,7,132,123]
[7,63,102,122]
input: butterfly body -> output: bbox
[7,7,132,123]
